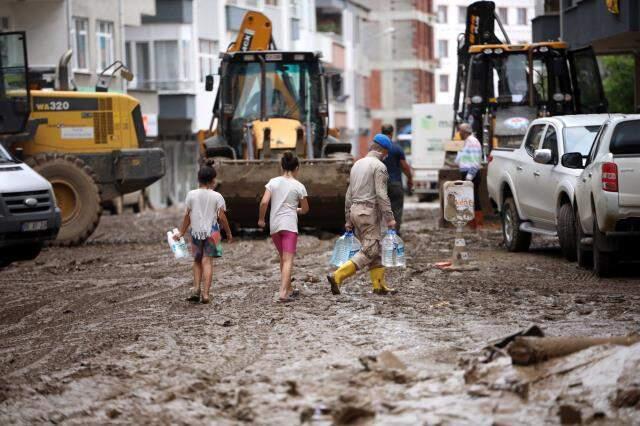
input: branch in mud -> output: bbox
[508,335,640,366]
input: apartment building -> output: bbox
[0,0,155,92]
[363,0,437,138]
[433,0,535,104]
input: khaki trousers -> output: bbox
[349,203,382,270]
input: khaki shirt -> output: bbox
[345,151,394,224]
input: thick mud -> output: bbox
[1,202,639,425]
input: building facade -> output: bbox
[364,0,437,140]
[0,0,155,93]
[433,0,535,105]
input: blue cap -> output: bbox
[373,133,392,151]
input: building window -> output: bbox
[198,39,217,82]
[182,40,190,80]
[155,40,179,87]
[291,18,300,41]
[265,0,278,5]
[498,7,508,25]
[437,40,448,59]
[136,42,151,84]
[0,17,10,31]
[458,6,467,24]
[96,20,114,72]
[517,8,528,25]
[72,17,89,70]
[439,74,449,92]
[437,5,447,23]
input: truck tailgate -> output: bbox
[615,156,640,207]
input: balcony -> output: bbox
[128,80,196,93]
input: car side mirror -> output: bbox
[561,152,585,169]
[533,148,553,164]
[205,74,215,92]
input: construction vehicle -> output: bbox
[198,11,352,229]
[439,0,607,211]
[0,31,61,267]
[0,50,165,246]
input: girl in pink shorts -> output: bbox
[258,152,309,302]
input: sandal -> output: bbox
[277,295,296,303]
[186,291,201,302]
[201,297,210,304]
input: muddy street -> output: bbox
[1,204,639,425]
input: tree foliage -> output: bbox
[600,55,635,113]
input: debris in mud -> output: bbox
[106,408,122,419]
[285,379,300,396]
[613,387,640,408]
[558,404,582,424]
[332,393,375,425]
[507,335,640,365]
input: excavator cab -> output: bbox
[455,1,606,151]
[216,51,328,159]
[0,31,30,135]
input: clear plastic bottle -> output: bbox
[382,230,396,267]
[382,229,406,267]
[330,231,359,267]
[167,228,189,259]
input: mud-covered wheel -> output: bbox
[28,153,101,246]
[575,209,592,269]
[557,203,577,262]
[502,197,531,252]
[593,212,614,277]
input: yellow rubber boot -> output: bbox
[327,260,357,295]
[370,267,395,295]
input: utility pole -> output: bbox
[119,0,127,94]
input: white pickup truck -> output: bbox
[562,114,640,277]
[487,115,612,260]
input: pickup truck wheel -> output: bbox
[502,198,531,252]
[593,214,614,277]
[576,212,592,269]
[558,203,577,262]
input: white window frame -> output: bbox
[498,7,509,25]
[198,39,217,83]
[96,20,114,73]
[517,8,528,26]
[71,17,89,72]
[437,5,447,24]
[458,6,467,24]
[439,74,449,93]
[438,39,448,59]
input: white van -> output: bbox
[0,145,61,267]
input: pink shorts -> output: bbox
[271,231,298,254]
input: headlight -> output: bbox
[494,48,504,54]
[471,95,483,104]
[553,93,564,102]
[483,48,493,55]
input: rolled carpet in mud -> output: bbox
[508,335,640,365]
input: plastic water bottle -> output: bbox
[382,229,406,267]
[167,228,189,259]
[330,231,359,267]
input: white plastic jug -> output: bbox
[382,229,405,267]
[167,228,189,259]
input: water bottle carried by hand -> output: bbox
[330,231,359,267]
[382,229,405,267]
[167,228,189,259]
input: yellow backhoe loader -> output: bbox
[198,11,352,229]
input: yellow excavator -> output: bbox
[198,11,352,229]
[439,0,607,212]
[1,50,165,246]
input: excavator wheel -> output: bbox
[27,153,102,246]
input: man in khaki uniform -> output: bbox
[327,134,397,295]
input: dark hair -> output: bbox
[197,165,216,185]
[381,124,394,137]
[280,151,299,171]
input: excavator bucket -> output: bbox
[211,158,352,230]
